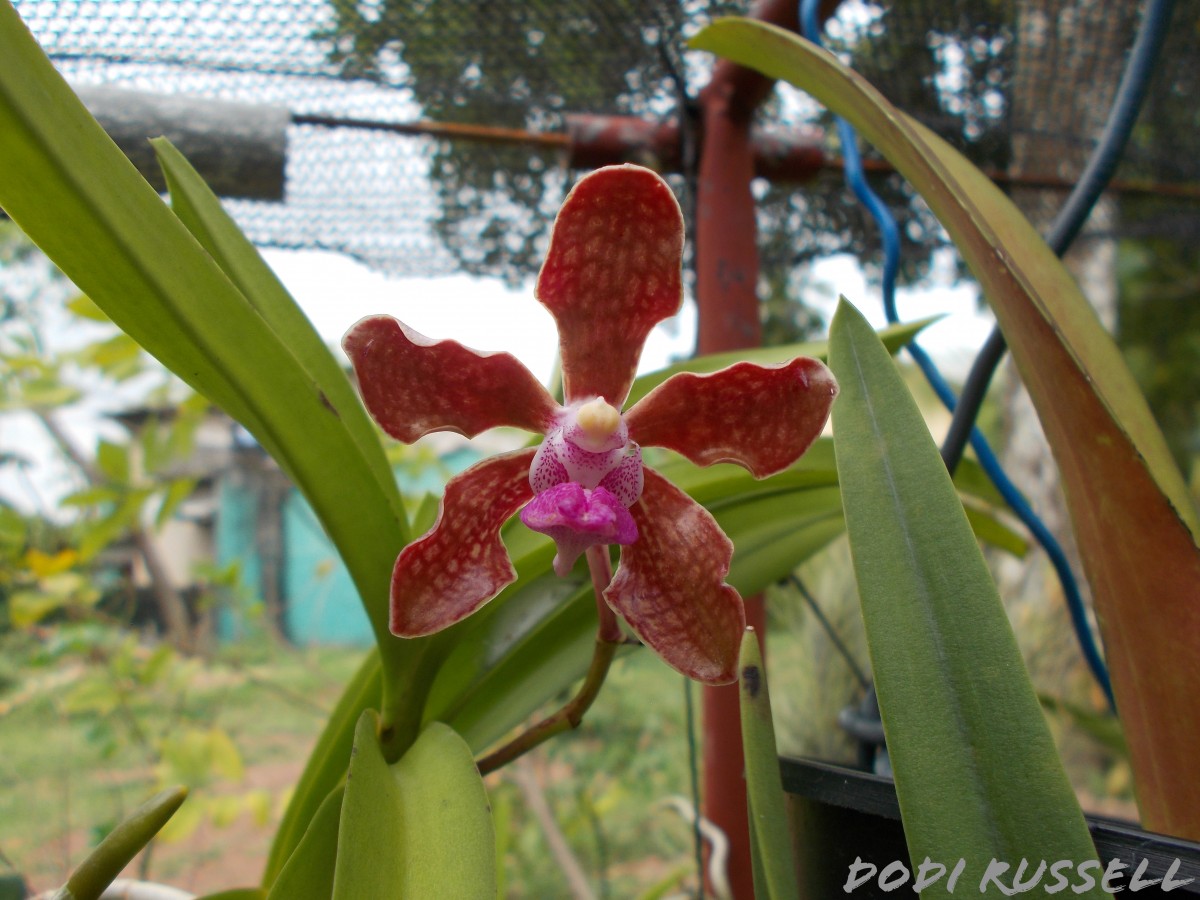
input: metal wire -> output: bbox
[13,0,1198,282]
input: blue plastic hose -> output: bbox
[799,0,1115,706]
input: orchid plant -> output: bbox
[3,2,1200,899]
[344,165,836,686]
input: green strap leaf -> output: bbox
[829,298,1100,892]
[333,712,495,899]
[424,445,1020,755]
[738,631,801,900]
[266,786,344,900]
[0,5,445,770]
[691,18,1200,837]
[58,787,188,900]
[151,137,406,540]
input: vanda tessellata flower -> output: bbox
[343,165,837,684]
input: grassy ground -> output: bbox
[0,568,1130,898]
[0,630,362,894]
[0,628,712,898]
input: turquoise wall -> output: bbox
[281,490,373,645]
[214,477,264,642]
[216,445,484,646]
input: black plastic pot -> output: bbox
[781,757,1200,898]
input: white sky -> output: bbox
[263,246,994,384]
[1,246,995,516]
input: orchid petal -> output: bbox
[343,315,561,443]
[625,358,838,479]
[390,449,535,637]
[536,165,684,407]
[529,437,570,494]
[597,446,644,507]
[605,468,745,684]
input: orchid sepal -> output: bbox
[536,165,685,407]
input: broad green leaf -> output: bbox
[433,576,599,751]
[962,504,1026,558]
[829,299,1099,893]
[8,378,80,409]
[95,440,130,486]
[154,798,205,844]
[60,676,122,716]
[0,504,26,548]
[55,786,188,900]
[139,417,172,476]
[156,726,244,787]
[9,589,65,628]
[75,333,143,379]
[78,492,148,561]
[264,650,380,887]
[137,643,176,687]
[166,393,211,462]
[155,477,197,529]
[333,713,495,899]
[197,892,268,900]
[266,785,343,900]
[738,631,800,900]
[692,18,1200,838]
[58,486,122,508]
[1039,694,1128,759]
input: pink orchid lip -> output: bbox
[520,482,638,577]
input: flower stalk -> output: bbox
[477,547,625,775]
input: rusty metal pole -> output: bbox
[695,56,770,900]
[693,2,834,897]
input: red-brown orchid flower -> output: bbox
[343,165,837,684]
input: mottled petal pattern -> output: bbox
[625,358,838,479]
[344,315,562,443]
[536,165,684,407]
[521,483,638,576]
[604,468,745,684]
[390,449,536,637]
[596,446,644,507]
[529,438,570,494]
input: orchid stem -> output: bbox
[586,545,622,644]
[477,548,623,775]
